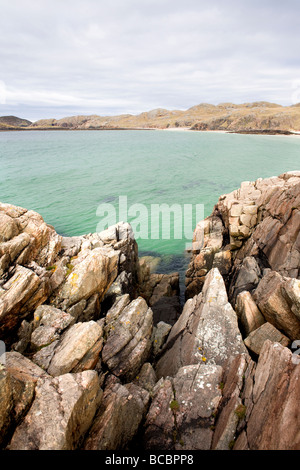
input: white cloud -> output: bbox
[0,0,300,120]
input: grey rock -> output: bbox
[156,269,248,379]
[144,363,223,450]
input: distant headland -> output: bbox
[1,101,300,134]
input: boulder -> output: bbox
[156,269,247,379]
[284,278,300,321]
[0,204,62,268]
[83,381,149,450]
[30,304,74,350]
[102,297,153,382]
[253,271,300,341]
[235,341,300,450]
[212,354,254,450]
[54,247,119,309]
[229,256,261,303]
[144,363,223,450]
[47,321,104,377]
[133,362,157,393]
[5,352,49,423]
[0,265,49,340]
[152,321,172,357]
[244,322,290,355]
[235,291,265,337]
[8,371,102,450]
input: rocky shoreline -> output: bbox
[0,171,300,450]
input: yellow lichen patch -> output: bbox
[68,272,79,293]
[11,274,21,285]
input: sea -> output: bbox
[1,129,299,298]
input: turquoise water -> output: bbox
[0,130,299,281]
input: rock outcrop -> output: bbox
[0,172,300,451]
[156,268,247,379]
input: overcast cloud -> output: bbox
[1,0,300,121]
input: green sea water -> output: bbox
[0,129,299,286]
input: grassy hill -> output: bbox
[30,102,300,133]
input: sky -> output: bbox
[0,0,300,121]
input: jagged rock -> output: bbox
[0,204,62,268]
[66,299,87,322]
[32,341,59,371]
[0,265,49,340]
[60,236,82,257]
[144,364,223,450]
[234,341,300,450]
[253,271,300,341]
[229,256,261,303]
[5,352,49,424]
[244,322,290,355]
[0,364,12,448]
[186,173,300,302]
[212,354,254,450]
[133,363,157,392]
[77,293,101,322]
[156,269,247,379]
[94,222,140,298]
[30,304,74,350]
[47,321,104,377]
[105,294,131,323]
[284,278,300,321]
[54,246,119,309]
[102,297,153,381]
[103,271,132,307]
[0,212,20,243]
[152,321,172,357]
[83,381,149,450]
[8,370,102,450]
[185,216,225,299]
[235,291,265,336]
